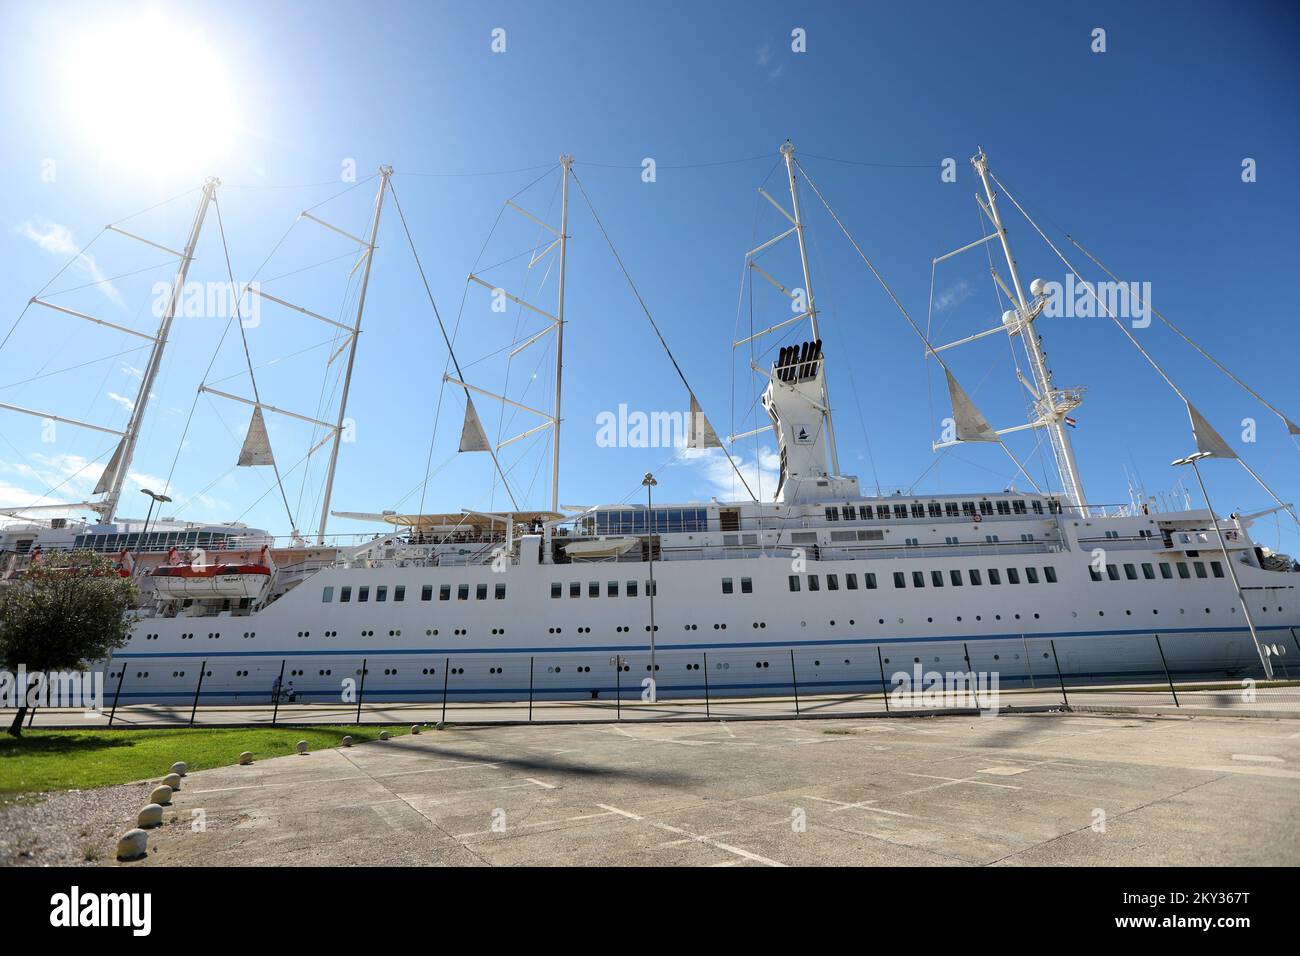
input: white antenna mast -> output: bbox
[781,141,840,475]
[551,155,571,513]
[972,148,1089,515]
[316,165,392,542]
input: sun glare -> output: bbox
[61,9,241,177]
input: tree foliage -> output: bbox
[0,550,138,736]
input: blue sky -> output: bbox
[1,0,1297,554]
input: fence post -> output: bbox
[108,663,127,727]
[616,659,621,721]
[271,659,286,726]
[528,656,534,722]
[703,652,711,719]
[790,649,800,716]
[1021,635,1036,688]
[1153,634,1179,707]
[876,646,890,713]
[189,660,207,727]
[1049,639,1069,709]
[441,657,450,724]
[963,642,981,711]
[355,658,367,724]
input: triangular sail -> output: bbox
[93,438,127,495]
[1287,417,1300,436]
[458,396,491,452]
[945,369,997,442]
[237,407,276,466]
[686,394,722,449]
[1186,402,1238,459]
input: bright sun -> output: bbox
[61,9,241,177]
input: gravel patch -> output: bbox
[0,782,154,867]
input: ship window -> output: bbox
[827,574,839,591]
[1211,561,1224,578]
[1012,500,1027,514]
[722,577,734,594]
[843,505,856,520]
[928,502,942,517]
[1141,563,1155,580]
[808,575,820,592]
[969,568,982,586]
[496,583,506,599]
[421,585,433,601]
[551,583,562,599]
[457,585,469,600]
[893,572,906,588]
[646,579,657,596]
[1026,567,1039,584]
[987,568,1001,585]
[1044,566,1058,583]
[741,577,753,594]
[825,507,839,522]
[1194,561,1207,578]
[865,573,877,589]
[930,570,944,587]
[322,587,334,602]
[912,571,925,588]
[1123,564,1137,580]
[1089,567,1103,582]
[962,502,976,516]
[440,585,451,601]
[476,584,488,600]
[627,580,638,597]
[1031,500,1044,514]
[358,586,369,602]
[894,505,908,518]
[607,581,618,597]
[845,574,858,590]
[340,587,352,603]
[979,501,994,515]
[589,581,600,597]
[911,504,925,518]
[1177,562,1190,579]
[570,582,581,598]
[996,501,1011,515]
[950,569,963,586]
[394,586,405,602]
[1106,564,1120,581]
[376,586,388,602]
[1006,567,1021,584]
[861,505,874,519]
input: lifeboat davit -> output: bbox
[150,546,274,602]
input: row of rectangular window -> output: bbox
[550,580,659,599]
[322,583,508,603]
[788,565,1059,592]
[824,499,1056,523]
[1090,560,1223,582]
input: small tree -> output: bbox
[0,549,138,737]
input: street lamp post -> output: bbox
[642,472,658,703]
[1172,452,1273,679]
[136,488,173,562]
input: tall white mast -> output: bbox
[317,166,392,543]
[972,149,1088,515]
[781,142,840,475]
[551,155,572,514]
[102,177,220,523]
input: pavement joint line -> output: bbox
[595,801,787,867]
[902,772,1023,793]
[981,771,1233,867]
[455,810,619,840]
[802,794,919,819]
[333,747,494,867]
[525,777,557,789]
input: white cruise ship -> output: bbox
[3,146,1297,705]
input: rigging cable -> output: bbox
[986,167,1300,533]
[569,166,758,503]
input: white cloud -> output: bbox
[16,218,124,306]
[679,444,780,501]
[934,279,972,312]
[106,391,135,413]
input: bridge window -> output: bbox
[589,581,600,597]
[457,585,469,600]
[340,587,352,602]
[930,570,944,587]
[741,577,753,594]
[394,586,405,602]
[969,569,982,586]
[1177,562,1190,579]
[789,575,801,592]
[894,572,906,589]
[1044,566,1058,583]
[322,587,334,602]
[1194,561,1207,578]
[495,583,507,600]
[1006,568,1021,584]
[987,569,1001,585]
[607,581,618,597]
[627,580,638,597]
[865,573,877,589]
[1124,564,1138,580]
[722,577,734,594]
[912,571,925,588]
[358,587,369,602]
[950,569,963,586]
[376,586,388,602]
[825,507,839,522]
[440,585,451,601]
[1141,563,1155,580]
[1211,561,1224,578]
[845,574,858,590]
[551,583,562,599]
[808,575,820,592]
[1026,567,1040,584]
[1106,564,1120,581]
[827,574,839,591]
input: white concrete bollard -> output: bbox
[162,772,182,791]
[117,829,148,861]
[411,725,420,735]
[170,761,188,777]
[341,736,353,748]
[435,721,446,731]
[137,804,164,829]
[296,740,309,754]
[378,730,391,740]
[148,784,172,806]
[239,751,254,765]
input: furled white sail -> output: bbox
[237,407,276,467]
[945,369,997,442]
[458,395,491,452]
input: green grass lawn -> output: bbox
[0,725,410,796]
